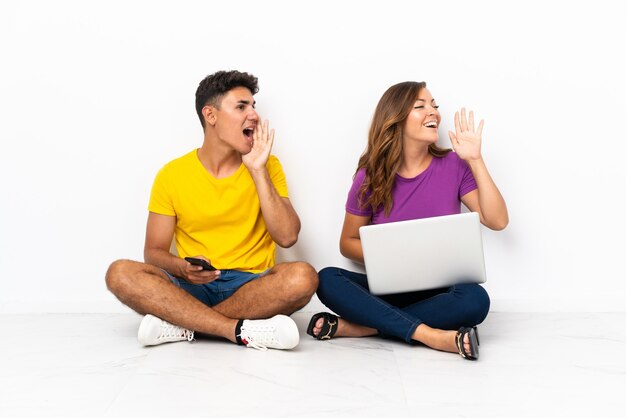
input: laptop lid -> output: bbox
[359,212,486,295]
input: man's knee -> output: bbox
[105,259,138,296]
[284,262,319,300]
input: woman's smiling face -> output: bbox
[402,88,441,145]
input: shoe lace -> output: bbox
[238,324,279,351]
[244,339,268,351]
[160,322,194,342]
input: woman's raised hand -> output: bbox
[448,108,484,161]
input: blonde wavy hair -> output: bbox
[357,81,451,216]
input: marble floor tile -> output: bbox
[1,312,625,417]
[393,313,626,418]
[0,314,146,417]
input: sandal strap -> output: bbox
[456,329,468,358]
[456,327,478,360]
[320,315,338,340]
[307,312,339,340]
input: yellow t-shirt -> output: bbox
[148,150,289,273]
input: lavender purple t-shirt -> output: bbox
[346,152,477,225]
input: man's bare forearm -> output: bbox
[144,247,186,277]
[249,168,300,247]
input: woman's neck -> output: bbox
[397,143,433,178]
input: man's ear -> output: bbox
[203,105,217,126]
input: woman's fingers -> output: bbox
[460,108,468,132]
[454,111,461,134]
[455,108,483,136]
[448,130,458,147]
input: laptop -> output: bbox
[359,212,486,295]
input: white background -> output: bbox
[1,0,624,313]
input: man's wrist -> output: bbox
[176,258,188,279]
[246,165,269,178]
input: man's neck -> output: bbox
[197,135,242,179]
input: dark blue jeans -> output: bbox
[317,267,490,343]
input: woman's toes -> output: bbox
[464,334,471,353]
[312,317,325,336]
[316,318,324,329]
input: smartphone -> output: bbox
[184,257,217,271]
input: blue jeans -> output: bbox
[317,267,490,343]
[164,269,270,307]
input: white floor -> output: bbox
[1,311,625,418]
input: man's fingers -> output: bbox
[263,120,270,142]
[185,263,203,272]
[264,128,275,155]
[256,118,265,141]
[187,270,221,285]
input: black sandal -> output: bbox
[306,312,339,340]
[473,326,480,346]
[456,327,479,360]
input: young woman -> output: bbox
[308,82,508,360]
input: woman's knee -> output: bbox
[317,267,337,291]
[457,283,490,324]
[316,267,346,304]
[318,267,343,285]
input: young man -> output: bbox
[106,70,318,351]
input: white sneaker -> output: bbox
[238,314,300,351]
[137,314,194,346]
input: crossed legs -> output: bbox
[312,267,489,355]
[212,262,319,319]
[105,260,318,343]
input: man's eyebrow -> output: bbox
[237,99,256,106]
